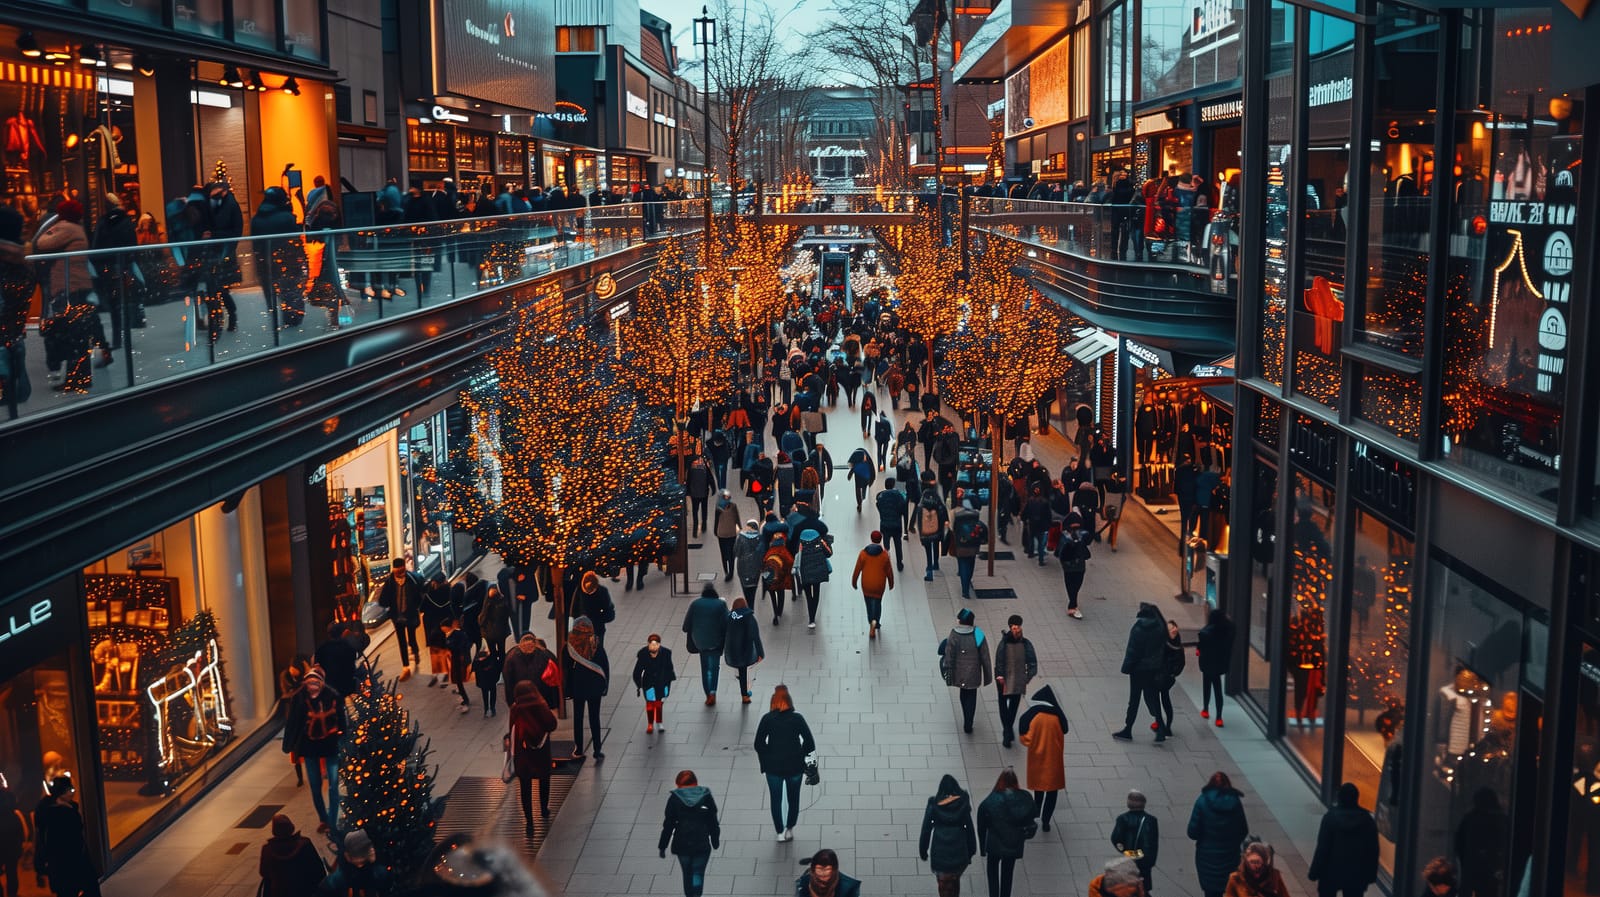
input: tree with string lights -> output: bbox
[884,207,965,392]
[339,675,437,885]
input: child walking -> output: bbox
[632,634,677,734]
[473,648,502,717]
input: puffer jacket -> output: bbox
[35,218,91,296]
[659,786,721,856]
[734,531,765,587]
[919,775,977,874]
[976,788,1034,859]
[1122,602,1167,677]
[722,605,764,668]
[1188,785,1250,892]
[793,529,832,585]
[942,625,992,689]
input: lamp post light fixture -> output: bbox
[694,5,716,265]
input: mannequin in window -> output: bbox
[1287,610,1326,726]
[1135,399,1156,468]
[1436,667,1488,759]
[3,113,45,166]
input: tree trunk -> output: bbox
[552,564,568,719]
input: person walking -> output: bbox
[948,492,985,600]
[847,446,876,512]
[472,648,502,718]
[942,609,993,734]
[563,616,609,761]
[421,576,457,687]
[1154,618,1187,734]
[504,631,559,708]
[873,411,893,470]
[762,533,795,626]
[1197,608,1236,727]
[917,486,951,581]
[508,680,558,833]
[1187,772,1250,897]
[723,598,765,704]
[1308,783,1379,897]
[875,478,908,572]
[796,849,862,897]
[714,491,742,582]
[659,770,721,897]
[33,777,100,897]
[572,572,616,650]
[1022,487,1053,564]
[633,634,677,734]
[688,457,714,536]
[258,814,326,897]
[443,618,474,713]
[976,769,1035,897]
[734,520,766,605]
[1056,514,1092,619]
[992,615,1038,749]
[851,531,895,639]
[920,774,978,897]
[1111,791,1160,895]
[1226,841,1290,897]
[376,559,423,679]
[1114,603,1170,742]
[683,585,729,704]
[478,585,512,664]
[753,685,816,842]
[792,528,833,630]
[1017,686,1068,832]
[282,667,346,832]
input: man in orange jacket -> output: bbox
[851,531,896,640]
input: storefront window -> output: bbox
[575,153,598,193]
[1441,8,1579,505]
[284,0,325,60]
[232,0,279,51]
[1357,365,1423,441]
[324,435,401,622]
[0,649,88,894]
[1341,508,1413,877]
[1257,1,1295,388]
[174,0,225,38]
[1417,560,1527,896]
[1291,10,1355,408]
[88,0,162,26]
[1285,470,1335,777]
[1100,1,1131,134]
[1247,454,1280,711]
[87,493,276,848]
[401,414,455,580]
[1571,644,1600,897]
[1140,0,1242,101]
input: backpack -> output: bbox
[919,505,943,537]
[875,418,893,442]
[964,521,988,548]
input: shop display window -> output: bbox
[0,650,89,897]
[575,154,598,193]
[324,433,401,622]
[1441,8,1579,505]
[1340,508,1414,877]
[408,123,450,174]
[401,414,455,581]
[88,0,162,26]
[86,493,275,849]
[1571,644,1600,897]
[1416,560,1529,897]
[1284,470,1335,778]
[1247,454,1280,712]
[283,0,324,60]
[174,0,226,38]
[1256,1,1295,389]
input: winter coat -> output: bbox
[477,590,512,647]
[508,693,558,779]
[573,585,616,638]
[376,573,423,626]
[762,545,795,591]
[688,462,712,500]
[753,708,816,777]
[794,872,862,897]
[259,833,327,897]
[1188,786,1250,892]
[35,219,92,296]
[785,507,829,545]
[948,507,983,558]
[283,687,346,759]
[875,488,908,535]
[683,594,730,653]
[851,544,894,598]
[918,777,977,874]
[1111,810,1160,876]
[659,786,721,856]
[723,605,764,668]
[976,789,1035,859]
[793,529,833,585]
[942,625,992,689]
[1160,629,1187,689]
[1225,865,1291,897]
[1017,685,1067,791]
[563,643,609,700]
[714,499,742,538]
[734,532,765,586]
[992,633,1037,697]
[1197,615,1236,676]
[1308,800,1378,890]
[504,643,557,704]
[1122,603,1167,678]
[251,190,300,235]
[631,646,677,698]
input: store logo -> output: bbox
[464,18,502,46]
[1307,77,1353,108]
[626,91,650,120]
[0,599,53,644]
[1191,0,1236,44]
[1125,340,1162,368]
[433,105,470,123]
[595,272,617,300]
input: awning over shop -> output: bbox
[951,0,1072,84]
[1065,327,1118,365]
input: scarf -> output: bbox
[567,619,605,678]
[807,873,839,897]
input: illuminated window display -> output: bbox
[323,433,401,622]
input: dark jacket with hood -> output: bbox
[1197,610,1236,676]
[1308,784,1379,890]
[793,528,833,585]
[1016,684,1069,744]
[659,785,721,856]
[754,707,816,777]
[259,831,328,897]
[976,787,1035,860]
[876,487,908,535]
[683,592,729,653]
[919,774,977,873]
[251,188,300,235]
[573,583,616,638]
[942,619,992,689]
[734,529,765,586]
[632,645,677,696]
[723,603,764,668]
[1122,602,1168,678]
[1188,784,1250,891]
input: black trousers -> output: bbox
[1203,671,1225,716]
[571,695,603,754]
[883,531,904,568]
[1033,789,1059,826]
[718,537,736,575]
[959,688,978,730]
[986,855,1017,897]
[395,621,420,668]
[518,770,551,819]
[691,496,709,531]
[1124,673,1162,728]
[997,692,1022,741]
[1063,570,1085,609]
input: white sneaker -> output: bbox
[656,723,666,732]
[781,828,794,842]
[776,830,788,842]
[1069,609,1083,620]
[807,622,817,629]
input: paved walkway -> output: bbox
[106,392,1324,897]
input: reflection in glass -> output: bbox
[1285,471,1334,778]
[1100,2,1130,134]
[1357,365,1423,441]
[1571,644,1600,897]
[1247,455,1280,712]
[1257,2,1295,388]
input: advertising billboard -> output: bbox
[435,0,555,111]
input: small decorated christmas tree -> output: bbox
[212,158,229,187]
[339,676,438,882]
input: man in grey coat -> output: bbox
[941,608,993,735]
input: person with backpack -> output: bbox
[258,814,327,897]
[977,769,1035,897]
[851,530,895,639]
[942,609,993,734]
[734,519,766,605]
[658,770,721,897]
[762,533,795,626]
[792,528,833,629]
[1111,790,1161,894]
[919,774,978,897]
[1056,515,1092,620]
[1017,686,1068,832]
[633,634,677,734]
[847,447,876,512]
[683,585,730,704]
[917,486,950,582]
[949,492,986,601]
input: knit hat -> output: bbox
[270,814,297,838]
[957,608,975,626]
[343,829,376,863]
[1008,614,1024,627]
[870,530,882,543]
[55,200,84,222]
[1126,790,1146,810]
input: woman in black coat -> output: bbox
[564,616,610,761]
[1188,771,1250,897]
[753,685,816,840]
[976,768,1035,897]
[1154,618,1187,733]
[658,770,721,897]
[919,774,977,896]
[722,597,765,703]
[1197,608,1236,726]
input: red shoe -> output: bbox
[647,723,654,734]
[1215,718,1224,728]
[1150,721,1159,731]
[1200,710,1210,719]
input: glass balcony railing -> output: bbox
[971,196,1241,280]
[2,201,699,424]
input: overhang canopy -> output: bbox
[951,0,1071,84]
[1064,327,1118,365]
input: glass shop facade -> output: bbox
[1224,2,1600,895]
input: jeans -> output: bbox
[305,756,341,828]
[864,596,883,625]
[854,482,869,508]
[1203,671,1225,716]
[766,773,803,831]
[997,693,1021,742]
[876,441,890,467]
[1033,789,1059,827]
[1028,529,1048,559]
[1124,673,1162,728]
[677,852,711,897]
[957,555,976,596]
[986,855,1017,897]
[699,651,722,695]
[571,695,603,754]
[395,621,420,668]
[734,665,751,697]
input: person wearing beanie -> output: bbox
[992,615,1038,748]
[1111,790,1160,893]
[942,609,992,734]
[683,585,729,705]
[282,666,346,832]
[1308,782,1378,897]
[1226,841,1288,897]
[851,530,895,639]
[259,813,327,897]
[1090,856,1148,897]
[796,847,861,897]
[791,527,833,629]
[574,571,616,649]
[632,634,677,733]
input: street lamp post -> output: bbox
[694,6,716,267]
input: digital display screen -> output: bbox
[435,0,555,111]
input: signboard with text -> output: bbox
[435,0,555,111]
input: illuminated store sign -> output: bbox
[432,104,470,123]
[0,598,52,644]
[1307,77,1353,108]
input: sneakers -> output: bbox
[1200,710,1210,719]
[924,572,934,581]
[1069,609,1083,620]
[647,723,655,734]
[399,666,413,682]
[742,694,752,704]
[1216,718,1225,728]
[657,723,667,732]
[1154,728,1167,744]
[869,622,878,639]
[807,621,817,629]
[705,694,716,707]
[773,615,781,626]
[428,675,439,687]
[779,828,795,842]
[1112,727,1133,741]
